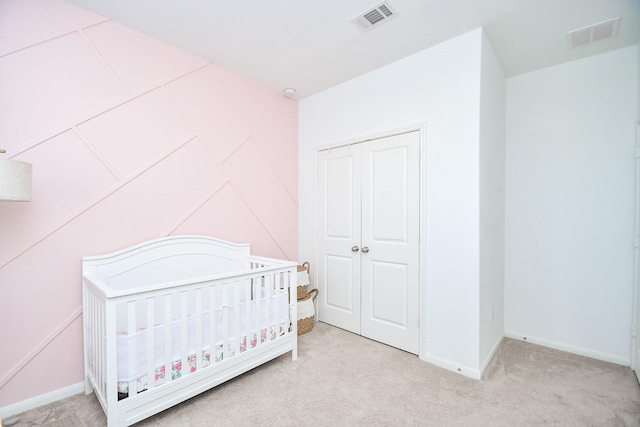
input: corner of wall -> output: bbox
[419,353,482,380]
[478,29,506,365]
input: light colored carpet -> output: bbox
[6,322,640,426]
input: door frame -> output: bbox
[313,121,428,359]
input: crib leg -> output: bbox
[84,377,93,395]
[291,329,298,361]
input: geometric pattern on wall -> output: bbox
[171,181,286,256]
[0,315,84,405]
[77,88,195,178]
[83,20,210,94]
[215,64,299,201]
[0,32,124,148]
[222,138,298,258]
[0,0,106,57]
[0,1,298,408]
[166,67,252,164]
[0,129,117,267]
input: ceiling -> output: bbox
[65,0,639,99]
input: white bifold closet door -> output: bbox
[317,131,420,354]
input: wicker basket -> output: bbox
[297,288,319,336]
[298,317,314,336]
[296,262,310,300]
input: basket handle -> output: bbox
[302,261,310,275]
[307,288,319,301]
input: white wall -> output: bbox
[479,32,506,369]
[505,46,638,364]
[300,29,488,376]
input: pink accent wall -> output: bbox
[0,0,298,407]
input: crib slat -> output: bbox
[195,288,202,371]
[255,276,262,347]
[280,272,285,337]
[146,297,155,391]
[127,301,137,397]
[88,291,99,396]
[210,287,217,363]
[105,299,118,419]
[285,271,291,334]
[222,283,229,360]
[233,281,241,355]
[89,292,97,391]
[164,294,172,385]
[288,270,294,334]
[244,280,251,349]
[274,272,279,338]
[268,274,276,341]
[180,291,188,378]
[90,293,95,387]
[98,295,106,399]
[262,275,268,341]
[281,272,288,335]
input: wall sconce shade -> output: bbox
[0,158,32,201]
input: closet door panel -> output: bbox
[324,255,354,312]
[317,146,362,334]
[361,132,420,354]
[369,260,408,326]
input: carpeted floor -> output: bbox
[5,321,640,426]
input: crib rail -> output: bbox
[83,260,296,425]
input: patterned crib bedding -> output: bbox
[117,324,286,397]
[102,290,290,399]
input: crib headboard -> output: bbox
[82,235,252,293]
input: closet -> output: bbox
[316,131,420,353]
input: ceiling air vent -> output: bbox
[567,17,620,48]
[352,1,397,33]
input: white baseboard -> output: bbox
[479,333,504,378]
[419,334,504,380]
[0,382,85,419]
[419,353,481,380]
[504,330,630,366]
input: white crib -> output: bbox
[82,235,297,426]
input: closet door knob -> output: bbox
[351,246,360,253]
[361,247,369,254]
